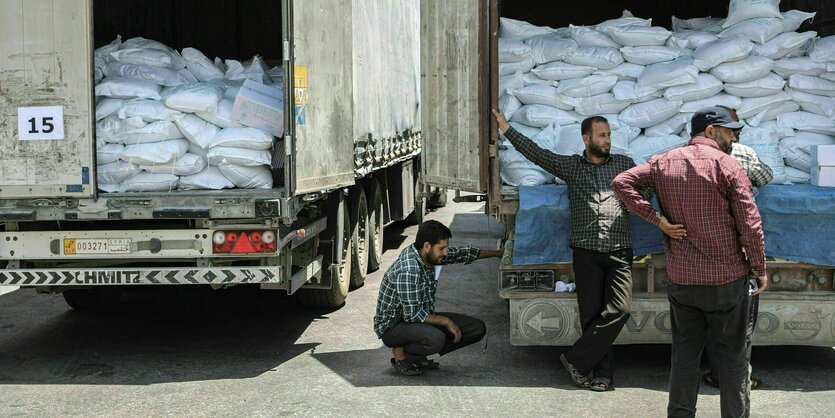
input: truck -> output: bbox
[0,0,437,309]
[418,0,835,347]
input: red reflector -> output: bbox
[230,232,256,254]
[213,231,277,254]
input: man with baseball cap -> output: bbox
[612,106,767,417]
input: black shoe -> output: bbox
[417,357,440,370]
[390,358,422,376]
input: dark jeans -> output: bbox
[564,247,633,380]
[380,312,486,363]
[668,277,751,418]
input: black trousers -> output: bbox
[564,247,633,380]
[667,277,751,418]
[380,312,486,363]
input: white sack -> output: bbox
[593,62,645,81]
[786,88,835,118]
[513,85,572,109]
[120,172,180,192]
[821,72,835,82]
[187,142,209,159]
[777,111,835,135]
[784,166,811,183]
[118,120,184,145]
[499,71,526,95]
[562,46,624,70]
[556,75,618,98]
[117,99,181,122]
[635,57,699,96]
[737,127,786,182]
[645,113,692,137]
[672,16,725,33]
[162,83,224,113]
[692,36,755,72]
[664,73,725,102]
[500,148,554,186]
[97,183,122,193]
[629,135,689,164]
[120,138,189,165]
[174,114,221,149]
[97,115,146,144]
[667,30,719,50]
[499,17,557,41]
[747,100,800,126]
[780,132,835,171]
[207,147,272,167]
[595,10,651,32]
[709,56,774,83]
[780,10,817,32]
[499,39,533,63]
[810,35,835,63]
[499,59,535,76]
[607,25,670,47]
[510,105,579,127]
[95,77,161,100]
[531,61,596,81]
[613,80,663,103]
[209,127,274,150]
[754,31,817,59]
[522,72,553,86]
[181,47,225,82]
[95,98,125,121]
[218,163,273,189]
[97,143,124,165]
[111,48,186,70]
[568,93,631,116]
[718,18,784,45]
[619,98,682,128]
[140,153,207,176]
[499,94,523,119]
[773,57,827,78]
[508,123,543,139]
[105,62,191,87]
[680,94,743,114]
[97,161,141,184]
[620,46,681,65]
[723,73,785,97]
[788,75,835,97]
[570,25,620,48]
[225,55,272,84]
[179,166,235,190]
[120,37,174,52]
[524,36,578,64]
[723,0,782,28]
[195,99,243,128]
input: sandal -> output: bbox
[418,357,440,370]
[390,358,422,376]
[750,377,762,390]
[589,377,613,392]
[560,354,591,388]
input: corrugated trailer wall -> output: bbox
[500,0,835,37]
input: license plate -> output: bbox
[64,238,132,255]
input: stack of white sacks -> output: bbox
[93,36,283,192]
[499,1,835,187]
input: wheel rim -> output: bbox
[356,198,369,273]
[337,204,351,293]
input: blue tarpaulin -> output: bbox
[513,184,835,267]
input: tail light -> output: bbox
[213,230,278,254]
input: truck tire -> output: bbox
[427,187,448,209]
[349,187,369,288]
[366,178,384,272]
[62,287,123,310]
[298,194,352,308]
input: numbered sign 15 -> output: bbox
[18,106,65,141]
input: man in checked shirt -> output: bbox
[491,109,684,392]
[612,106,768,418]
[373,220,502,376]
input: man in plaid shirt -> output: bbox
[612,106,768,418]
[491,110,677,391]
[374,220,502,375]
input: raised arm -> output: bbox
[492,109,574,180]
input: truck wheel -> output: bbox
[427,187,448,208]
[366,178,384,272]
[62,287,123,310]
[406,178,426,225]
[298,194,352,308]
[349,187,369,288]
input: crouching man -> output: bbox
[373,220,502,375]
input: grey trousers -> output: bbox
[380,312,486,363]
[667,277,751,418]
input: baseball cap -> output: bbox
[690,106,745,136]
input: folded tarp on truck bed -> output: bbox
[514,184,835,267]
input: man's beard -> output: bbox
[587,142,610,159]
[427,253,443,265]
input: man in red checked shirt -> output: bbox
[611,106,768,418]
